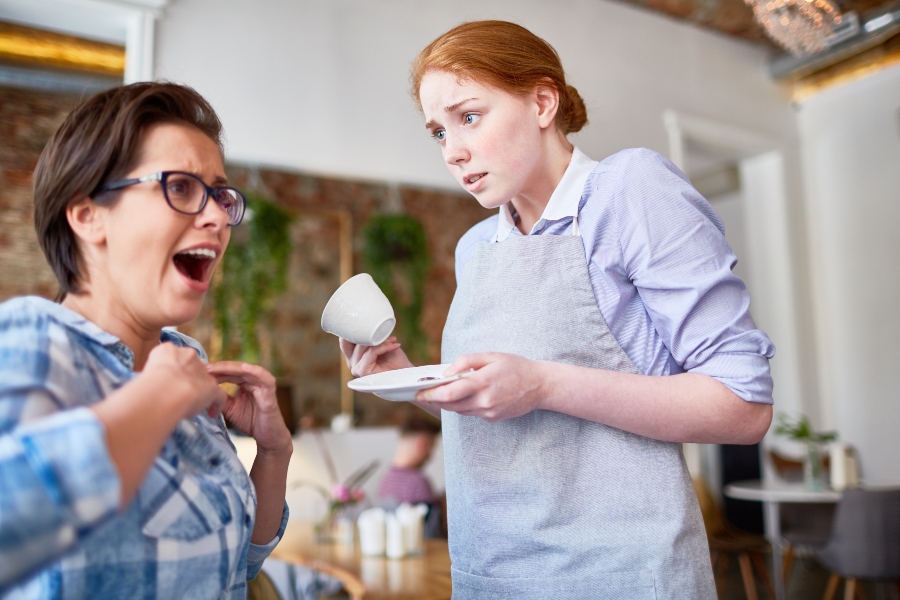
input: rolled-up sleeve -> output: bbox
[0,406,120,588]
[614,149,776,403]
[245,501,289,580]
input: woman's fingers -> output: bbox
[209,374,251,385]
[206,360,248,375]
[345,338,402,377]
[417,353,545,423]
[206,386,229,419]
[207,361,272,380]
[206,362,278,416]
[207,362,274,385]
[339,338,356,366]
[443,353,496,376]
[417,375,480,403]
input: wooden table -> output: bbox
[724,479,842,600]
[271,520,452,600]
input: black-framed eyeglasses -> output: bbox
[92,171,246,226]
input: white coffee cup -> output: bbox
[321,273,396,346]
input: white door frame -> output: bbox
[0,0,167,82]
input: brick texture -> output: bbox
[0,85,81,300]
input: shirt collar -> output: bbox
[24,296,136,368]
[494,147,597,242]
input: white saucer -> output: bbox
[348,364,473,402]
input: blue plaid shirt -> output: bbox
[0,296,288,599]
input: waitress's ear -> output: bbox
[533,80,561,130]
[66,196,108,247]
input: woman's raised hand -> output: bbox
[339,336,414,378]
[415,352,549,423]
[144,342,228,420]
[206,362,292,455]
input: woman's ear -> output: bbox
[66,197,107,247]
[533,82,561,130]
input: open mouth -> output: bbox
[173,248,217,283]
[466,173,486,185]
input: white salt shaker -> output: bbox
[396,503,427,556]
[385,513,406,559]
[357,508,386,556]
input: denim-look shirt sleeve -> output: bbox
[609,149,775,403]
[209,414,289,581]
[0,304,121,589]
[246,501,289,580]
[0,407,120,589]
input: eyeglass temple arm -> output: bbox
[94,172,162,194]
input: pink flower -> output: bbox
[332,485,352,503]
[352,488,365,502]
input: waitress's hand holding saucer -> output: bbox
[322,273,414,377]
[416,352,548,423]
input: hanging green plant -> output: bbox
[214,194,294,369]
[362,213,430,361]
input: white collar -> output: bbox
[494,147,597,242]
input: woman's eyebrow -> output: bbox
[425,97,478,130]
[446,97,477,113]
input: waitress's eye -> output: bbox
[464,113,479,125]
[431,129,446,142]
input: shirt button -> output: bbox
[210,457,221,467]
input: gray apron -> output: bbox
[441,219,716,599]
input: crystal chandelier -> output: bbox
[744,0,844,56]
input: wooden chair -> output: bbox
[250,555,366,600]
[248,570,284,600]
[693,477,775,600]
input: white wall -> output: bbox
[796,65,900,485]
[153,0,796,190]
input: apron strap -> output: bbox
[572,214,581,237]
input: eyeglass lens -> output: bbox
[163,173,244,225]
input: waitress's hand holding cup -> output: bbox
[323,274,413,377]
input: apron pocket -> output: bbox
[451,566,657,600]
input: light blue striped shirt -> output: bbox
[0,296,287,598]
[455,147,775,404]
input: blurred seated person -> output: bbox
[377,414,444,537]
[0,82,291,596]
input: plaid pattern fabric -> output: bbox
[0,297,287,599]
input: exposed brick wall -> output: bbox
[0,85,81,300]
[0,84,490,427]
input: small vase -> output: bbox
[804,442,824,490]
[315,503,354,543]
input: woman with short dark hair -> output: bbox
[0,82,292,598]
